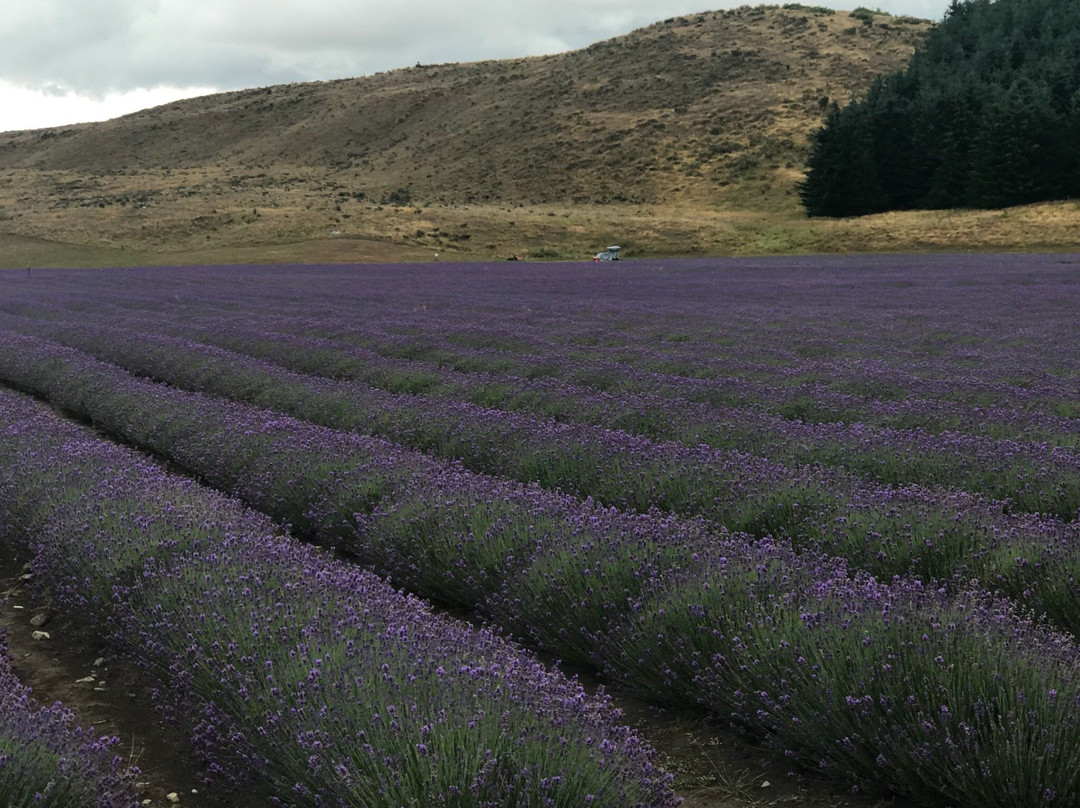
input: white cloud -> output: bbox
[0,81,217,132]
[872,0,952,19]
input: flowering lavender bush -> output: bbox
[734,583,1080,806]
[88,321,1080,520]
[7,255,1077,448]
[481,507,710,670]
[16,315,1080,522]
[0,637,138,807]
[1,332,1078,805]
[602,544,1080,806]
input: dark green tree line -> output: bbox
[799,0,1080,216]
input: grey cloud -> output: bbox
[41,83,72,98]
[0,0,953,98]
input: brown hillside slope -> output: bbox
[1,6,927,208]
[1,5,1077,265]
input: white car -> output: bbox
[593,245,621,262]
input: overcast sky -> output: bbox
[0,0,952,133]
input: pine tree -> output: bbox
[799,0,1080,217]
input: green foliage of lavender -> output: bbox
[117,323,1080,521]
[601,545,1080,806]
[4,258,1078,449]
[0,389,676,808]
[483,508,707,670]
[17,316,1080,524]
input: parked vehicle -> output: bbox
[593,245,621,262]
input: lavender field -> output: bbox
[1,253,1079,807]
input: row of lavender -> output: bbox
[206,308,1080,439]
[3,325,1075,634]
[148,320,1080,519]
[273,318,1080,440]
[6,256,1076,438]
[299,308,1080,423]
[0,636,137,807]
[1,333,1078,805]
[4,265,1080,516]
[6,304,1078,520]
[0,386,675,807]
[6,296,1080,456]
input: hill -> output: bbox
[1,4,1077,265]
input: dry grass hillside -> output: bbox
[0,4,1077,266]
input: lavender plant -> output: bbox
[104,322,1080,520]
[3,255,1080,806]
[602,544,1080,806]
